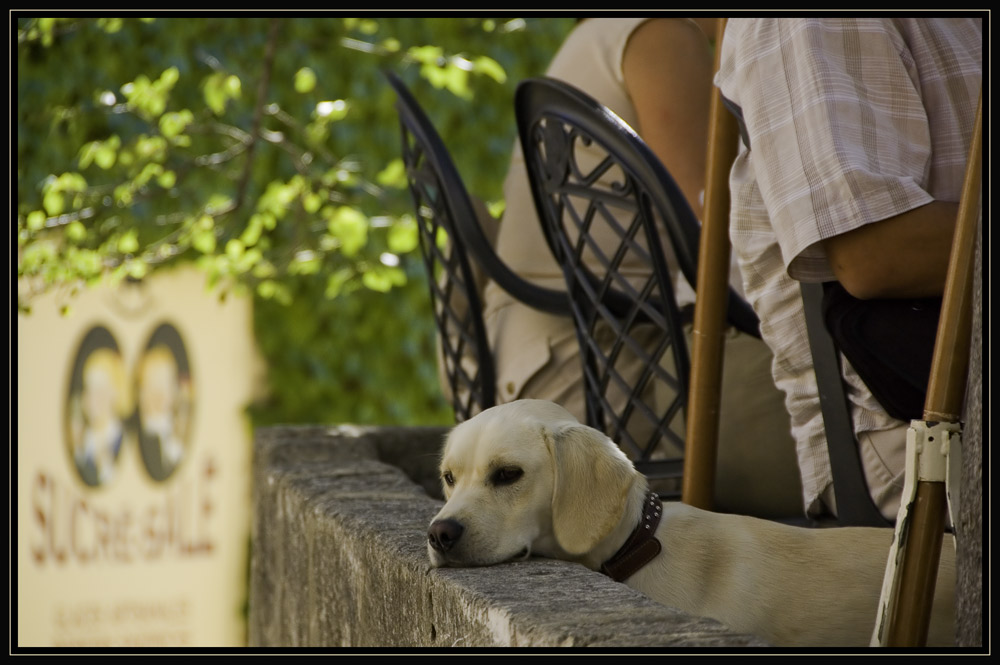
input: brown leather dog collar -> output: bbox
[600,490,663,582]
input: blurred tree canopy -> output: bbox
[16,15,575,426]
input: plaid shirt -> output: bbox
[716,17,982,514]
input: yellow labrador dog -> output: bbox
[426,400,956,648]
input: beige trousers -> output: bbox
[818,423,907,522]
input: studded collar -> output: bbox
[599,490,663,582]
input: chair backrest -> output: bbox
[387,71,496,422]
[515,76,759,493]
[386,71,571,423]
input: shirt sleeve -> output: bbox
[718,18,936,281]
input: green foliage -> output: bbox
[249,262,446,427]
[17,15,573,426]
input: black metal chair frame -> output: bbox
[515,77,759,492]
[386,70,570,422]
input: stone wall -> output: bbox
[955,220,982,647]
[248,424,768,648]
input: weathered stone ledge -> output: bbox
[248,424,769,648]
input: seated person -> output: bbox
[482,17,802,518]
[715,17,982,520]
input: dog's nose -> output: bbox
[428,519,464,553]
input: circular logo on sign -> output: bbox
[65,326,131,488]
[135,323,194,482]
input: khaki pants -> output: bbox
[859,426,907,520]
[818,423,907,522]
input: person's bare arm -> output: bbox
[622,18,714,220]
[822,201,958,300]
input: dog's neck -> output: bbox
[577,479,660,575]
[599,487,663,581]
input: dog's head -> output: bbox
[426,399,640,568]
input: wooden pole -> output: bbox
[884,92,981,647]
[682,17,738,509]
[922,92,982,426]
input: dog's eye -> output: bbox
[443,471,454,486]
[491,466,523,486]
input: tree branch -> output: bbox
[234,17,281,212]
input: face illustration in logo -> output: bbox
[135,324,194,482]
[66,328,131,487]
[64,322,195,487]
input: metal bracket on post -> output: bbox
[870,420,961,646]
[944,424,963,538]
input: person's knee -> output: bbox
[858,427,907,521]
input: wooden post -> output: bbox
[884,93,981,647]
[682,17,738,510]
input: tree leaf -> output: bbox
[117,229,139,254]
[42,190,64,216]
[387,217,418,253]
[375,158,407,189]
[294,67,317,94]
[327,206,369,257]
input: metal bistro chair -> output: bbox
[386,70,571,423]
[515,76,759,498]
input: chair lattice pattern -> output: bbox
[523,114,690,493]
[397,116,494,423]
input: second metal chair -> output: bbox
[515,76,759,497]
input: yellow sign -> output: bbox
[17,267,257,647]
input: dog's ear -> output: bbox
[544,423,638,556]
